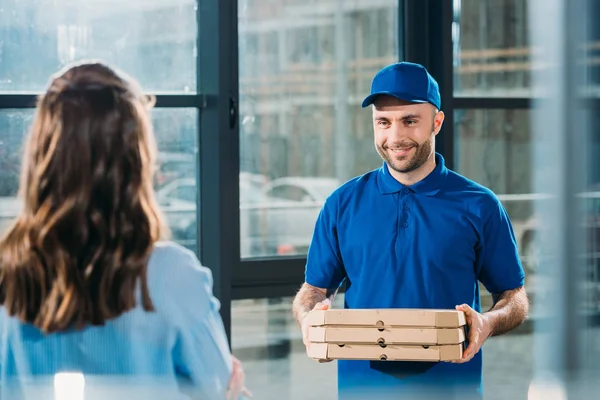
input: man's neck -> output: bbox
[389,155,437,186]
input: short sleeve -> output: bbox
[476,197,526,294]
[171,250,232,399]
[305,196,347,290]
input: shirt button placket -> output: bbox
[401,188,411,228]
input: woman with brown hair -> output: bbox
[0,61,248,399]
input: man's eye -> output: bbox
[378,120,389,126]
[405,120,416,125]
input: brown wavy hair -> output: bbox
[0,61,167,333]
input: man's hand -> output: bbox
[226,355,252,399]
[452,304,492,364]
[301,299,332,363]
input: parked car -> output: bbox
[0,170,341,259]
[249,176,340,256]
[154,151,197,190]
[155,178,197,250]
[157,175,341,258]
[155,172,269,257]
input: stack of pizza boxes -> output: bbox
[307,309,466,362]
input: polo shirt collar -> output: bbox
[377,152,448,196]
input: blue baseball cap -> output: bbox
[361,62,441,110]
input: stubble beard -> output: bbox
[376,133,435,174]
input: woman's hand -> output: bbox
[226,355,252,399]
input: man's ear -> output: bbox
[433,110,445,135]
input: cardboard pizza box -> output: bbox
[308,342,463,362]
[308,326,465,345]
[306,309,466,328]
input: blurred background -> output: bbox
[0,0,598,398]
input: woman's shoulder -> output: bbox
[149,241,199,264]
[148,241,211,279]
[146,241,215,308]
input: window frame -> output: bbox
[0,0,236,338]
[231,0,407,300]
[1,0,550,341]
[231,0,537,304]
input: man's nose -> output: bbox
[388,123,404,140]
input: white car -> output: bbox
[248,176,340,256]
[157,175,340,257]
[155,173,269,257]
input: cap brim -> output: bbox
[361,91,429,108]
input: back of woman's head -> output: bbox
[0,61,166,333]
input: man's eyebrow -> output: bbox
[401,113,421,120]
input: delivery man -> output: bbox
[292,62,529,400]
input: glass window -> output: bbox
[173,185,197,203]
[150,109,199,253]
[0,110,33,234]
[239,0,399,258]
[455,108,536,398]
[454,108,535,286]
[588,2,600,97]
[267,184,311,202]
[0,1,197,93]
[0,109,199,255]
[231,295,344,399]
[453,0,530,97]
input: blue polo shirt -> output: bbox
[305,153,525,400]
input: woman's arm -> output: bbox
[170,250,233,399]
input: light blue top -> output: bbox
[0,242,232,400]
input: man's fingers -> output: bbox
[304,300,330,344]
[455,303,473,315]
[461,341,476,360]
[461,329,481,362]
[462,345,477,363]
[451,342,476,364]
[452,304,483,364]
[301,300,332,361]
[314,299,331,310]
[242,387,253,398]
[467,324,479,344]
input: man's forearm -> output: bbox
[292,283,333,326]
[484,286,529,336]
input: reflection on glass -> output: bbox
[232,292,538,400]
[453,0,531,97]
[455,109,537,297]
[454,108,535,398]
[231,296,342,399]
[0,110,33,235]
[527,1,600,395]
[0,109,199,254]
[456,109,600,318]
[238,0,399,258]
[0,0,197,93]
[152,109,199,253]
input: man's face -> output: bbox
[372,96,444,174]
